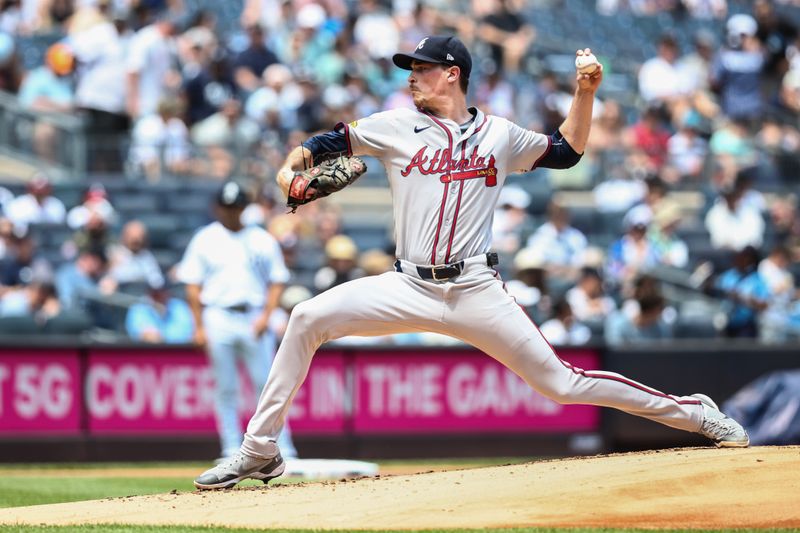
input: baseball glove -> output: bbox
[287,155,367,212]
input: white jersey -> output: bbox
[341,107,549,265]
[176,222,289,308]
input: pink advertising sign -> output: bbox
[353,349,600,433]
[285,352,347,434]
[0,352,81,435]
[87,350,215,434]
[86,350,346,435]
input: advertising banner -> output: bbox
[0,347,598,438]
[353,349,600,433]
[85,350,347,435]
[0,352,81,435]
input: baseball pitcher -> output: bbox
[194,36,749,490]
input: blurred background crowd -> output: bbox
[1,0,800,346]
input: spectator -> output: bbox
[710,14,766,123]
[358,249,394,278]
[606,208,658,288]
[0,230,52,288]
[0,32,22,94]
[191,98,261,178]
[681,0,727,20]
[667,109,709,182]
[363,53,410,103]
[125,283,194,343]
[586,98,626,154]
[638,33,683,105]
[128,97,193,180]
[66,183,117,231]
[63,205,112,259]
[526,201,587,285]
[619,274,677,329]
[183,50,237,126]
[476,0,536,74]
[622,104,671,170]
[313,234,364,293]
[705,185,765,251]
[769,194,800,257]
[279,3,334,70]
[623,174,668,227]
[474,62,515,119]
[242,183,280,229]
[709,119,758,167]
[780,58,800,116]
[177,25,217,79]
[714,245,770,337]
[352,0,400,64]
[3,173,66,228]
[491,185,533,254]
[0,218,15,261]
[55,246,114,327]
[758,245,795,343]
[605,293,672,345]
[17,42,76,163]
[232,22,279,94]
[754,0,797,93]
[0,185,13,213]
[566,267,617,323]
[68,2,129,172]
[0,280,61,326]
[539,299,591,346]
[245,63,301,136]
[505,247,550,323]
[107,220,165,290]
[676,29,717,95]
[649,200,689,269]
[593,167,647,214]
[126,9,180,119]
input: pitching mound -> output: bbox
[1,446,799,530]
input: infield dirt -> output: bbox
[1,446,798,530]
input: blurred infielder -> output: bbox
[178,181,297,462]
[195,36,748,489]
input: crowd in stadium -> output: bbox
[1,0,800,345]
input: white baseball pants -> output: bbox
[242,262,703,458]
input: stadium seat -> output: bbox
[42,311,93,335]
[674,317,718,339]
[115,194,160,216]
[567,207,597,235]
[0,315,41,335]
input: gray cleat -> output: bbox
[194,451,285,490]
[692,393,750,448]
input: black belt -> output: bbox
[395,252,499,282]
[223,304,251,313]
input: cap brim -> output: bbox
[392,52,444,70]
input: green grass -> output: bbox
[0,477,192,508]
[0,458,534,509]
[0,509,793,533]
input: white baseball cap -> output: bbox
[727,14,757,38]
[497,185,531,210]
[296,4,325,29]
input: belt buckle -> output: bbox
[431,263,459,281]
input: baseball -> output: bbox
[575,53,600,75]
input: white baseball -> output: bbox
[575,53,599,75]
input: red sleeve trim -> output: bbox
[334,121,353,156]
